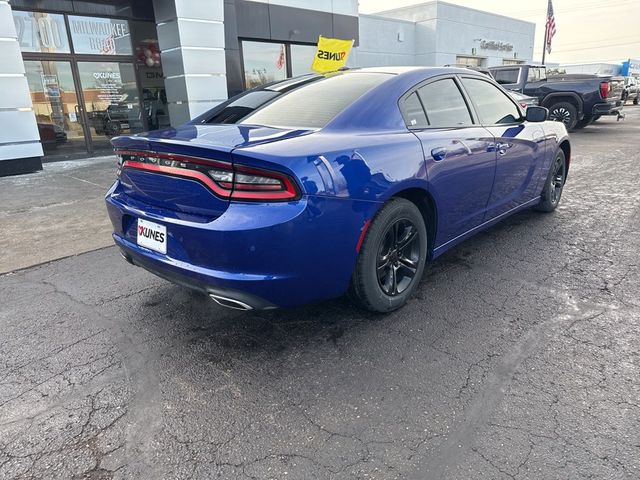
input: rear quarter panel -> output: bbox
[537,120,570,191]
[233,130,427,202]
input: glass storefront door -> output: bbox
[14,8,169,159]
[77,61,143,152]
[23,60,87,156]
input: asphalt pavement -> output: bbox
[1,108,639,479]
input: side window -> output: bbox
[493,68,520,85]
[461,78,522,125]
[416,79,472,127]
[402,92,428,128]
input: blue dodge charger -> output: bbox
[105,67,570,312]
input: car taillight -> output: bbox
[115,150,300,202]
[599,81,610,99]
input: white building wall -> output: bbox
[349,15,415,67]
[560,63,621,75]
[433,2,534,67]
[354,1,534,68]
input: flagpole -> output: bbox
[542,20,548,65]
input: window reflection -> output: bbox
[77,62,142,151]
[290,44,317,76]
[242,41,287,89]
[24,60,86,154]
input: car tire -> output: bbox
[534,149,567,213]
[548,102,578,130]
[573,115,594,129]
[350,198,428,313]
[634,97,639,105]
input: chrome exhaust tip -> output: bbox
[209,293,253,311]
[120,251,134,265]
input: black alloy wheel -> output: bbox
[376,219,420,296]
[548,102,578,130]
[549,154,566,205]
[350,198,428,312]
[535,149,567,212]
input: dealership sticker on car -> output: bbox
[137,218,167,254]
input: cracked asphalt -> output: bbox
[1,107,639,479]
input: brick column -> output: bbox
[153,0,227,126]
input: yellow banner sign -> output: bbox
[311,36,354,73]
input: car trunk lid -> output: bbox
[112,124,310,219]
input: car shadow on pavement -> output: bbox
[132,206,552,369]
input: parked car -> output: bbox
[443,64,493,78]
[622,76,639,105]
[489,64,624,130]
[106,67,570,313]
[507,91,539,110]
[89,103,143,137]
[38,123,67,148]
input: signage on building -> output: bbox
[92,71,126,103]
[621,59,640,76]
[477,39,514,52]
[13,11,70,53]
[68,16,132,55]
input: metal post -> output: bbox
[542,22,548,65]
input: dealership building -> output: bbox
[0,0,535,176]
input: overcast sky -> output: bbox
[358,0,639,65]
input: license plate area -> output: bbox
[137,218,167,254]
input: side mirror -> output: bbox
[526,106,548,123]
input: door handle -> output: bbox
[452,139,472,155]
[496,142,510,155]
[431,147,447,161]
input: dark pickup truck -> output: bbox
[489,64,624,130]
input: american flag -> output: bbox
[545,0,556,54]
[275,44,285,70]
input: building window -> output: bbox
[290,44,317,76]
[14,8,166,158]
[24,60,85,155]
[13,11,70,53]
[503,59,524,65]
[68,16,133,55]
[241,41,318,89]
[242,41,287,89]
[456,55,484,67]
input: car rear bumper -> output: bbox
[592,100,623,115]
[105,180,379,308]
[115,236,277,310]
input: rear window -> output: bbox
[241,72,392,129]
[527,67,547,82]
[192,75,321,125]
[492,68,520,85]
[205,90,279,124]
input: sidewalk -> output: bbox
[0,156,117,274]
